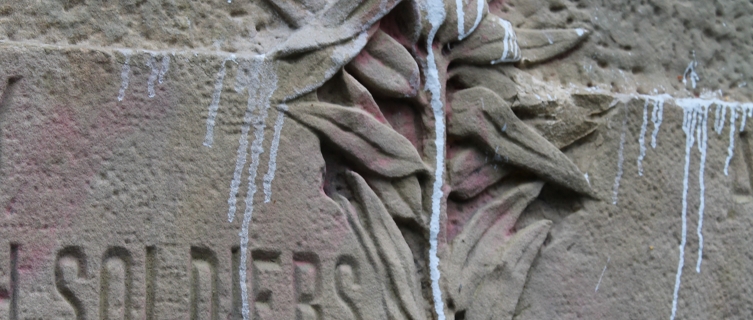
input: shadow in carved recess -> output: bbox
[0,76,21,174]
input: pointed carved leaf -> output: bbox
[447,180,544,309]
[528,118,599,149]
[344,171,426,320]
[272,0,400,57]
[366,175,425,225]
[448,87,593,196]
[516,28,590,65]
[287,102,428,178]
[379,0,423,47]
[449,15,521,65]
[264,0,314,29]
[273,33,369,102]
[318,70,389,125]
[448,146,512,200]
[464,220,552,320]
[347,30,420,98]
[450,65,518,101]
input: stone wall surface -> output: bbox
[0,0,752,319]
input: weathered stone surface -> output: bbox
[1,0,752,319]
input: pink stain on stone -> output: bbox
[2,76,173,275]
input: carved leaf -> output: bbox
[337,171,427,320]
[449,14,521,65]
[273,33,369,102]
[347,29,420,98]
[434,0,488,43]
[378,0,423,47]
[448,87,593,196]
[365,174,425,225]
[449,64,518,101]
[463,219,552,320]
[272,0,400,57]
[286,102,428,178]
[448,146,512,200]
[516,28,590,65]
[317,70,389,125]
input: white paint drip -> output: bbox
[595,257,610,292]
[146,54,160,98]
[490,18,521,65]
[455,0,464,41]
[611,94,753,319]
[263,104,288,203]
[724,107,737,175]
[117,52,131,101]
[425,0,447,317]
[575,28,585,37]
[670,103,699,320]
[637,99,649,176]
[237,57,278,320]
[650,97,665,148]
[611,105,628,205]
[158,55,170,84]
[457,0,485,41]
[203,55,237,148]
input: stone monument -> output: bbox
[1,0,753,319]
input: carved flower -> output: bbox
[266,0,594,318]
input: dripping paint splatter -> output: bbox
[425,0,447,317]
[263,104,288,203]
[204,55,237,148]
[238,56,277,319]
[611,104,628,205]
[146,54,160,98]
[117,51,132,102]
[617,94,753,320]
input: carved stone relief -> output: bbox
[1,0,753,319]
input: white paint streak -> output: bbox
[490,18,521,65]
[158,55,170,84]
[146,54,159,98]
[203,55,237,148]
[650,97,665,148]
[724,107,737,176]
[637,99,649,175]
[595,257,610,292]
[426,0,446,317]
[670,103,699,320]
[263,104,288,203]
[457,0,485,40]
[611,105,628,205]
[117,52,131,101]
[455,0,464,41]
[238,57,278,320]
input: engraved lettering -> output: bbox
[0,76,21,168]
[190,247,219,320]
[334,255,361,320]
[145,246,156,320]
[251,250,281,319]
[293,252,320,320]
[100,247,133,320]
[55,246,88,320]
[231,246,242,319]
